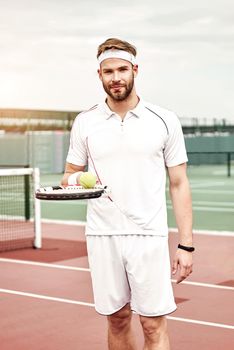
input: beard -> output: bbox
[102,73,134,102]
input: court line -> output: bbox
[170,228,234,237]
[190,189,234,195]
[0,258,90,272]
[166,315,234,330]
[42,218,86,226]
[190,206,234,213]
[167,205,234,212]
[170,279,234,291]
[0,258,233,291]
[40,219,234,237]
[167,182,228,191]
[174,201,234,207]
[0,288,94,307]
[189,182,226,189]
[0,288,233,330]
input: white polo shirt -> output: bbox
[66,99,188,236]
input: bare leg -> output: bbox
[140,315,170,350]
[107,303,137,350]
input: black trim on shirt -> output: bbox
[145,107,169,135]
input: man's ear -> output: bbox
[133,64,138,77]
[97,68,102,80]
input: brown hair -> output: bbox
[97,38,137,58]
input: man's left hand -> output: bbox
[172,249,193,283]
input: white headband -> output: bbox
[98,49,137,65]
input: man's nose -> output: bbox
[112,71,121,82]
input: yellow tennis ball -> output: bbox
[79,172,96,188]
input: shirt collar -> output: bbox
[101,101,115,119]
[130,97,145,118]
[101,97,145,120]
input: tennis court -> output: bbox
[0,165,233,349]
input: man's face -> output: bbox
[98,58,138,101]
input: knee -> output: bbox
[140,315,168,340]
[108,304,132,333]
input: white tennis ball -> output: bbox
[79,172,96,188]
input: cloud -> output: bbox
[0,0,233,119]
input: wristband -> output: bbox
[178,244,195,252]
[68,172,83,185]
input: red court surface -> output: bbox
[0,222,234,350]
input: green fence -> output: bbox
[1,132,234,175]
[187,152,234,177]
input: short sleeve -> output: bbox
[66,116,88,166]
[164,114,188,167]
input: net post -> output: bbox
[33,167,42,248]
[227,152,231,177]
[24,173,30,220]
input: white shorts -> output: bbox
[86,235,177,316]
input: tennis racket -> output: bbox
[35,185,107,200]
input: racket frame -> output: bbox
[35,185,106,200]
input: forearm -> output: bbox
[61,173,73,186]
[169,178,193,246]
[168,164,193,283]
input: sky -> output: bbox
[0,0,233,122]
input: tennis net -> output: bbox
[0,168,41,252]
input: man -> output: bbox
[62,38,193,350]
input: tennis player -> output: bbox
[62,38,194,350]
